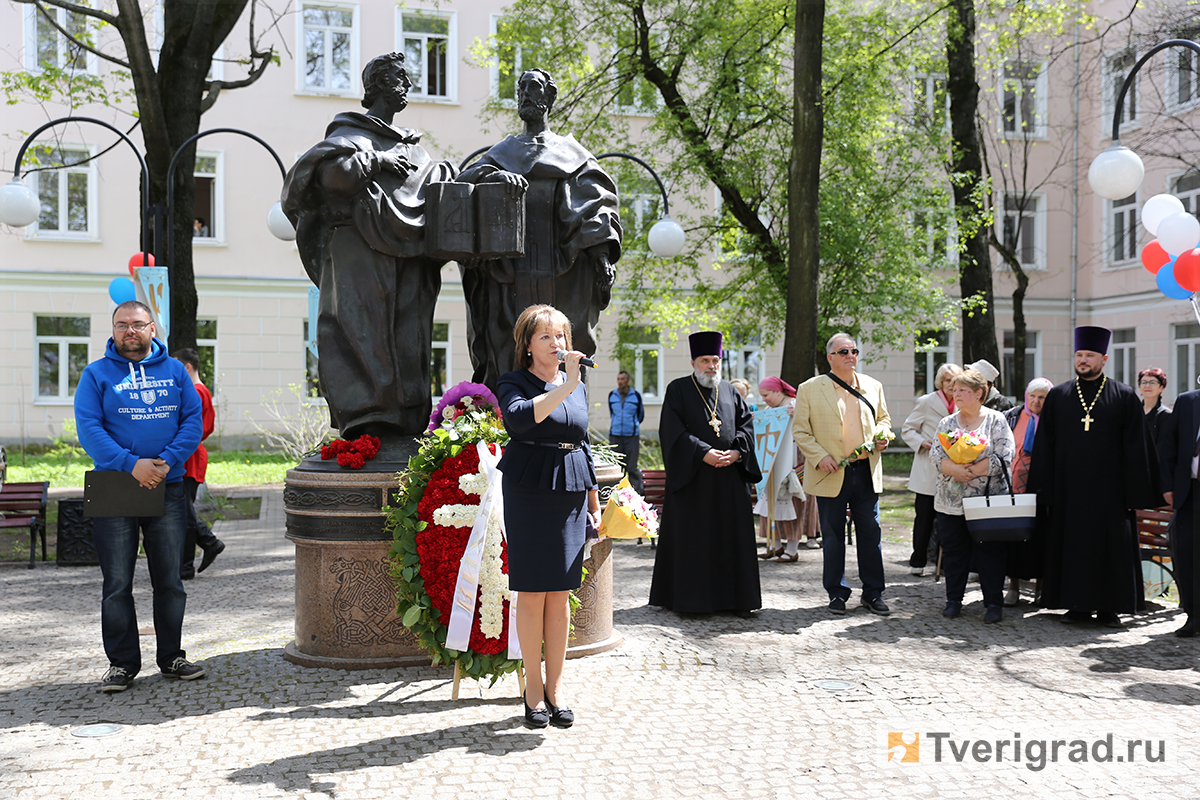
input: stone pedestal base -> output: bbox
[565,520,623,659]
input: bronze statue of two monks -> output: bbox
[282,54,622,446]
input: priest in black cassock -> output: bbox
[1029,326,1161,628]
[649,331,763,617]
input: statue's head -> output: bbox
[361,52,411,111]
[517,69,557,122]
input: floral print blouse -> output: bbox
[929,407,1017,516]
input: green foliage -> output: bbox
[471,0,960,355]
[8,448,296,487]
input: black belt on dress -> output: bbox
[516,440,579,451]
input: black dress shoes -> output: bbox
[544,691,574,728]
[198,540,225,574]
[523,697,549,728]
[1175,618,1196,638]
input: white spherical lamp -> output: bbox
[267,201,296,241]
[0,178,42,228]
[1087,144,1145,200]
[647,216,686,258]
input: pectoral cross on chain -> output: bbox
[709,413,722,436]
[1081,412,1093,432]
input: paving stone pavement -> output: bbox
[1,487,1196,799]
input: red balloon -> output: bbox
[127,252,155,275]
[1142,240,1169,274]
[1174,248,1200,292]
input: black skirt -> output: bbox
[502,473,587,592]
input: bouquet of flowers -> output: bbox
[599,476,659,540]
[319,434,381,469]
[835,425,896,469]
[428,382,503,435]
[937,428,988,464]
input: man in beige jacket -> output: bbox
[793,333,891,615]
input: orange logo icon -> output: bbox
[887,732,920,763]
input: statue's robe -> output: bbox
[649,376,763,613]
[458,132,621,390]
[1029,377,1162,614]
[282,112,456,437]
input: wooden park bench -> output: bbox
[0,481,49,569]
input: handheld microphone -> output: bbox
[557,350,598,368]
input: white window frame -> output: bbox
[1103,49,1139,134]
[24,3,98,74]
[489,14,540,108]
[631,343,664,402]
[914,330,953,397]
[1168,32,1200,112]
[1002,330,1041,398]
[1107,328,1136,387]
[1170,169,1200,217]
[1174,322,1200,399]
[912,72,948,130]
[26,143,99,241]
[34,315,90,404]
[196,318,219,397]
[616,176,662,252]
[296,1,360,97]
[724,341,765,393]
[1000,59,1048,139]
[997,191,1046,272]
[1105,191,1139,268]
[613,28,666,117]
[397,7,457,104]
[191,150,225,245]
[431,320,451,401]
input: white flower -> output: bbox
[433,503,480,529]
[477,505,511,640]
[442,405,456,420]
[458,472,490,497]
[462,396,474,408]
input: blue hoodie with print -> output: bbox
[75,337,203,483]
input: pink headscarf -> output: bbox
[759,376,796,398]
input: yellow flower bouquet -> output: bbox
[599,476,659,540]
[937,429,988,464]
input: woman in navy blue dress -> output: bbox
[497,304,599,729]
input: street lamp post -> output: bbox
[0,118,296,347]
[457,147,686,257]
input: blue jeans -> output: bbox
[816,461,885,602]
[92,482,188,675]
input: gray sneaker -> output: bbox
[100,666,134,692]
[160,657,206,681]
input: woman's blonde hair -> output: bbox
[950,368,988,401]
[513,304,572,369]
[934,362,963,391]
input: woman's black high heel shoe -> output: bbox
[544,691,574,728]
[523,696,549,728]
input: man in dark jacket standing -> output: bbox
[608,371,645,493]
[1159,388,1198,637]
[75,301,205,692]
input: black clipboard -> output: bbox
[84,470,166,518]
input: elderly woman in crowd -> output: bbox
[1002,377,1052,606]
[901,362,962,576]
[930,368,1017,623]
[1139,367,1171,449]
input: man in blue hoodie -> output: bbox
[608,371,645,493]
[75,301,205,692]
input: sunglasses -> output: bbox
[830,348,859,356]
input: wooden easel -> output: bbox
[451,662,525,701]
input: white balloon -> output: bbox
[1155,210,1200,256]
[1141,193,1186,237]
[266,201,296,241]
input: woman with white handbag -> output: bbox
[929,369,1017,624]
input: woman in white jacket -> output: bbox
[901,363,962,576]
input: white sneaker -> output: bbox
[1004,585,1020,607]
[910,566,925,576]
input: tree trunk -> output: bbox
[785,0,824,384]
[946,0,1000,369]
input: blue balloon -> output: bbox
[1157,261,1193,299]
[108,277,136,304]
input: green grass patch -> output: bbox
[6,449,298,488]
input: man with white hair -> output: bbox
[793,333,892,615]
[650,331,763,617]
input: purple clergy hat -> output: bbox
[689,331,723,360]
[1074,325,1112,355]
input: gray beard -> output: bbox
[693,370,718,389]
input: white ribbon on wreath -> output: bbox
[445,440,521,660]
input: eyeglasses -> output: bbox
[113,322,151,333]
[830,348,859,356]
[1138,380,1161,387]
